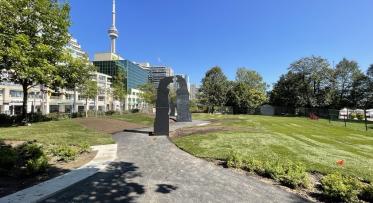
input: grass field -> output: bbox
[109,113,154,126]
[0,119,114,146]
[174,113,373,181]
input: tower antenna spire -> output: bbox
[108,0,118,53]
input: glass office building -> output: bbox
[94,59,148,91]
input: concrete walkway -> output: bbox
[43,121,309,203]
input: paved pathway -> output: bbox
[43,121,309,203]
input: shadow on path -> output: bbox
[155,184,178,194]
[43,162,144,203]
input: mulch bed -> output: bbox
[74,117,148,134]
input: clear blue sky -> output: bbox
[68,0,373,86]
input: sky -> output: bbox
[68,0,373,86]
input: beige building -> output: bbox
[0,72,113,115]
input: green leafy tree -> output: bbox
[334,58,362,108]
[58,52,95,113]
[199,66,229,113]
[79,80,98,117]
[269,72,304,108]
[0,0,70,121]
[112,70,127,112]
[368,64,373,79]
[288,56,333,108]
[139,83,157,105]
[227,68,267,114]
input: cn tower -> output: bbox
[108,0,119,53]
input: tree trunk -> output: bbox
[85,98,88,118]
[73,86,77,114]
[22,84,29,123]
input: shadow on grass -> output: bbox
[42,162,145,203]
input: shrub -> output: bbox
[47,113,70,121]
[131,109,140,113]
[277,162,309,189]
[25,154,48,175]
[226,152,244,168]
[356,113,364,121]
[50,145,79,161]
[350,113,357,120]
[321,172,362,202]
[105,110,116,116]
[360,183,373,202]
[77,143,91,154]
[0,143,17,174]
[0,114,14,126]
[15,141,49,176]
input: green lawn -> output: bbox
[110,113,154,126]
[174,113,373,181]
[0,119,114,146]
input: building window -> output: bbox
[10,90,23,98]
[98,96,105,101]
[49,105,59,113]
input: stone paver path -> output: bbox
[43,121,309,203]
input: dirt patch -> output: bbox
[170,125,235,138]
[0,150,97,198]
[74,117,147,134]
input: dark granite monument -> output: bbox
[154,76,174,136]
[153,75,192,136]
[176,75,192,122]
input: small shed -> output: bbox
[260,105,275,116]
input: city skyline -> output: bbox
[68,0,373,86]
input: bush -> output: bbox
[105,110,116,116]
[226,152,244,168]
[77,143,91,154]
[131,109,140,113]
[356,113,364,121]
[0,114,15,126]
[50,145,79,161]
[360,183,373,202]
[47,113,70,121]
[0,142,17,174]
[321,172,362,202]
[276,162,309,189]
[15,141,49,176]
[25,154,48,175]
[350,113,357,120]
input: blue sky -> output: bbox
[68,0,373,86]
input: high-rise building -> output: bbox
[92,1,149,110]
[147,65,174,88]
[190,84,199,100]
[66,37,87,58]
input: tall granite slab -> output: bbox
[176,75,192,122]
[154,76,174,135]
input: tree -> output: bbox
[227,68,267,114]
[269,72,304,108]
[0,0,70,121]
[58,52,95,113]
[199,66,229,113]
[112,70,127,112]
[79,80,98,117]
[334,58,362,108]
[138,83,157,105]
[235,67,267,93]
[288,56,333,108]
[368,64,373,79]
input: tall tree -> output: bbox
[288,56,333,108]
[199,66,229,113]
[138,83,157,106]
[112,69,127,112]
[269,72,304,108]
[58,52,95,113]
[0,0,70,121]
[79,80,98,117]
[368,64,373,79]
[334,58,362,108]
[235,67,267,93]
